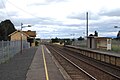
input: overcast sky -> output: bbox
[0,0,120,39]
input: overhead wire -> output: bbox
[6,0,43,20]
[6,0,53,28]
[1,0,43,28]
[1,0,55,30]
[0,0,23,30]
[1,0,11,20]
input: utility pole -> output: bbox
[21,23,23,54]
[20,23,31,54]
[86,12,88,37]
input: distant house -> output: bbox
[9,30,36,47]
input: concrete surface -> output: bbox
[0,47,37,80]
[26,45,65,80]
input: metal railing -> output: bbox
[0,40,30,63]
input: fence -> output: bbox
[72,40,87,47]
[0,40,30,63]
[112,40,120,52]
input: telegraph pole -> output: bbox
[86,12,88,37]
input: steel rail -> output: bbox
[55,46,120,80]
[64,46,120,71]
[49,46,97,80]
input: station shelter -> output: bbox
[87,36,112,50]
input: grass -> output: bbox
[111,45,120,53]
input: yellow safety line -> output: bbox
[42,45,49,80]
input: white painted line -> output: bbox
[46,47,51,54]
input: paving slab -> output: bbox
[26,45,65,80]
[0,47,37,80]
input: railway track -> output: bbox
[46,44,120,80]
[47,45,97,80]
[64,46,120,78]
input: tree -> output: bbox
[63,38,72,45]
[94,31,98,36]
[72,38,75,41]
[89,34,94,36]
[0,19,16,41]
[117,31,120,39]
[88,31,98,37]
[77,36,84,41]
[51,37,60,43]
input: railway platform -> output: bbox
[65,45,120,67]
[0,45,69,80]
[0,47,37,80]
[26,45,67,80]
[66,45,120,57]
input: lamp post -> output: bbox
[21,23,31,53]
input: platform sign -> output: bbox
[107,39,111,50]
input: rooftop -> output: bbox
[23,30,36,37]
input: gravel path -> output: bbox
[0,47,37,80]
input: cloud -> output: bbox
[17,15,119,39]
[66,10,120,37]
[39,18,63,26]
[1,0,120,38]
[67,12,100,20]
[62,24,83,27]
[45,0,67,3]
[100,8,120,17]
[88,18,120,34]
[7,11,18,17]
[11,16,61,27]
[0,0,6,9]
[0,11,5,19]
[98,32,117,37]
[23,22,85,39]
[27,0,67,6]
[67,12,86,20]
[0,11,11,21]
